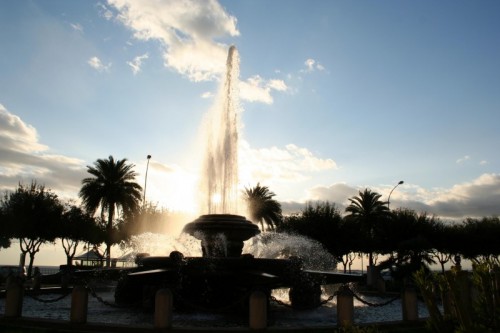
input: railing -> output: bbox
[1,277,422,330]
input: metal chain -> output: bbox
[269,286,400,309]
[26,289,72,303]
[349,288,401,307]
[86,283,139,308]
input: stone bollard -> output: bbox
[249,290,267,330]
[402,285,418,321]
[5,278,24,318]
[70,285,88,324]
[32,275,41,292]
[376,277,386,294]
[336,285,354,327]
[154,288,173,329]
[366,265,376,287]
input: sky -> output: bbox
[0,1,499,265]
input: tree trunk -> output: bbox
[105,244,111,267]
[106,206,114,267]
[28,253,35,278]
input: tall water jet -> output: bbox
[201,45,240,215]
[114,46,363,311]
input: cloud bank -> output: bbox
[104,0,286,104]
[0,104,85,198]
[1,104,498,221]
[106,0,239,82]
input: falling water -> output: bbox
[201,46,240,214]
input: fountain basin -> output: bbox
[183,214,260,257]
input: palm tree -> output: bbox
[242,183,282,231]
[79,156,142,266]
[345,188,391,267]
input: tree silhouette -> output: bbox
[345,188,391,267]
[242,183,282,231]
[79,156,142,266]
[60,204,104,267]
[1,182,63,277]
[280,201,344,263]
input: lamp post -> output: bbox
[143,155,151,207]
[388,180,404,210]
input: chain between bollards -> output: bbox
[26,289,72,303]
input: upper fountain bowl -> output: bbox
[183,214,260,257]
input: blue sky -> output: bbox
[1,0,499,228]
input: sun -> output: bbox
[211,193,222,205]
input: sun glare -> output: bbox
[211,193,222,205]
[143,165,199,214]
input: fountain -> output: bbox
[114,46,362,311]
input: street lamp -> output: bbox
[388,180,404,210]
[143,155,151,207]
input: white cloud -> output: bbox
[239,75,288,104]
[107,0,239,82]
[201,92,214,99]
[88,56,112,72]
[480,160,488,165]
[126,53,149,75]
[97,2,114,20]
[70,23,83,32]
[239,141,337,187]
[0,104,47,153]
[456,155,470,164]
[0,105,86,198]
[302,58,325,73]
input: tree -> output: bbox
[0,206,12,249]
[279,201,346,268]
[242,183,282,231]
[60,204,104,267]
[79,156,142,266]
[1,182,63,277]
[458,216,500,261]
[120,202,175,238]
[345,188,391,267]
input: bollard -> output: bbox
[154,288,173,329]
[5,278,24,318]
[32,275,41,292]
[376,277,386,294]
[336,285,354,327]
[366,265,376,287]
[249,290,267,330]
[402,285,418,321]
[70,285,88,324]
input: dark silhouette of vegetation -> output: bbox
[0,205,12,249]
[60,204,104,267]
[79,156,142,267]
[279,201,343,258]
[415,258,500,333]
[0,173,499,284]
[345,189,391,267]
[1,182,63,277]
[243,183,282,231]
